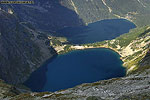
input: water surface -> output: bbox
[56,19,136,44]
[25,48,126,92]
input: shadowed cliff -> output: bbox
[0,0,84,32]
[0,10,56,84]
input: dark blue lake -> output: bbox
[24,48,126,92]
[56,19,136,44]
[24,19,135,92]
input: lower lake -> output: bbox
[24,48,126,92]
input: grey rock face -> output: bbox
[7,70,150,100]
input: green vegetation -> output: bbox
[81,26,150,50]
[82,41,108,47]
[59,45,75,54]
[124,51,143,62]
[50,36,67,46]
[115,26,149,47]
[130,65,150,75]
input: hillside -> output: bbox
[61,0,150,27]
[0,10,56,84]
[0,0,83,31]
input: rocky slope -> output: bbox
[9,70,150,100]
[0,10,56,84]
[0,0,83,32]
[61,0,150,27]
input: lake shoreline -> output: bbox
[54,44,124,64]
[25,48,126,92]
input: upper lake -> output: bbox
[56,19,136,44]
